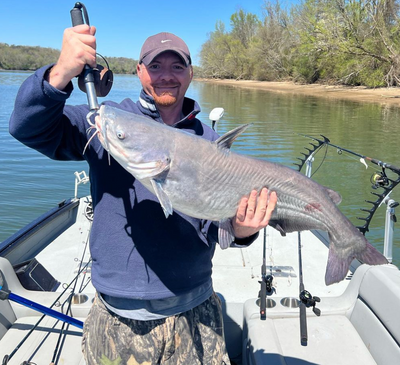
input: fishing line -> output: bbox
[51,220,92,364]
[2,260,92,365]
[310,143,329,177]
[336,148,369,167]
[77,224,92,294]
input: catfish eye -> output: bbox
[116,130,125,140]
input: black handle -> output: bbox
[259,280,266,320]
[70,3,85,26]
[299,302,308,345]
[70,2,99,111]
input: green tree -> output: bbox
[250,0,295,81]
[200,10,260,79]
[291,0,400,86]
[200,22,232,78]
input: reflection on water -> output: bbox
[1,72,399,266]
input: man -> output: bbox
[9,25,277,364]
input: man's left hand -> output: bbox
[232,188,278,239]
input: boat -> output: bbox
[1,145,400,364]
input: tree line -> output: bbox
[3,0,400,88]
[0,43,204,77]
[199,0,400,87]
[0,43,137,75]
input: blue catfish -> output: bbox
[95,105,388,285]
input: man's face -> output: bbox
[137,51,193,107]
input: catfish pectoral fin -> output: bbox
[218,219,235,249]
[150,179,173,218]
[269,219,287,236]
[324,186,342,205]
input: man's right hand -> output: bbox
[48,25,97,91]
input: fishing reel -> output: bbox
[77,58,113,97]
[299,290,321,316]
[370,169,390,189]
[264,274,274,294]
[258,274,275,295]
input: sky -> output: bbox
[0,0,296,66]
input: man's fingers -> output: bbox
[236,196,248,222]
[232,189,278,239]
[261,191,277,225]
[254,187,269,220]
[236,188,277,225]
[246,190,258,219]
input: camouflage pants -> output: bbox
[82,292,230,365]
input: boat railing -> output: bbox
[74,171,90,199]
[383,196,398,263]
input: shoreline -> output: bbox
[197,79,400,107]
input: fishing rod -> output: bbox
[297,231,321,346]
[294,135,329,173]
[259,228,267,320]
[300,134,400,175]
[298,134,400,235]
[258,228,274,320]
[297,232,307,345]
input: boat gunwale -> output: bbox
[0,199,79,260]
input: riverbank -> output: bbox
[198,79,400,107]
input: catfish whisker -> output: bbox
[83,129,100,155]
[86,125,96,135]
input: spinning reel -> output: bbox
[370,168,390,189]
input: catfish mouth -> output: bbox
[127,160,171,179]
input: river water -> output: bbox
[1,71,399,267]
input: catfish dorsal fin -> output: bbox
[215,124,251,149]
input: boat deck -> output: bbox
[0,196,379,364]
[213,227,354,302]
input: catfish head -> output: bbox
[96,105,171,180]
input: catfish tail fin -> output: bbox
[325,245,353,286]
[357,240,388,266]
[325,235,388,286]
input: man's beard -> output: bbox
[152,91,177,107]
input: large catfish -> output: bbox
[95,105,388,285]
